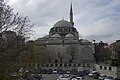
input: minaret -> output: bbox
[70,3,74,26]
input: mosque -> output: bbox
[34,4,95,69]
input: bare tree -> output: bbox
[47,47,55,63]
[0,1,34,38]
[0,1,34,79]
[57,48,64,63]
[58,51,62,63]
[65,44,78,63]
[0,1,34,60]
[34,43,48,64]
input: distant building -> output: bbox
[34,4,95,69]
[109,42,117,59]
[109,40,120,59]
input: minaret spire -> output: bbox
[70,3,74,26]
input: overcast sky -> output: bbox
[4,0,120,43]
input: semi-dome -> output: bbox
[53,20,72,27]
[42,35,49,38]
[52,34,61,37]
[65,33,75,38]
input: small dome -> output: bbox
[65,33,74,38]
[81,39,90,43]
[53,20,72,27]
[52,34,61,37]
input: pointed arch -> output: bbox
[80,47,94,61]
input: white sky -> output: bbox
[5,0,120,43]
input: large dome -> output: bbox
[53,20,72,27]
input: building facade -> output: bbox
[34,4,95,70]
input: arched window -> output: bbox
[57,28,59,32]
[69,60,72,63]
[69,64,71,67]
[55,64,58,67]
[60,64,62,67]
[62,28,64,32]
[55,28,57,32]
[64,64,67,67]
[46,64,49,67]
[78,64,81,67]
[51,64,53,67]
[73,64,76,67]
[55,59,58,63]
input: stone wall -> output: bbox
[30,62,94,71]
[94,64,120,78]
[47,43,94,63]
